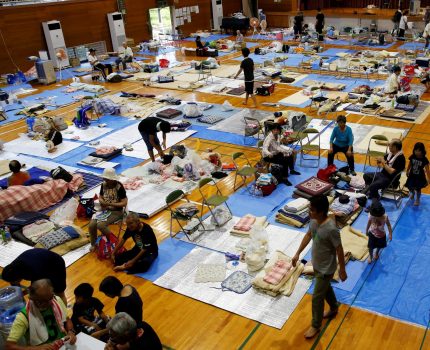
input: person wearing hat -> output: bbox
[384,65,401,94]
[327,115,356,175]
[87,48,113,80]
[138,116,171,162]
[262,123,301,186]
[88,168,128,250]
[365,201,393,263]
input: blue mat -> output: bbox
[0,167,50,188]
[137,47,179,56]
[133,238,195,281]
[398,42,426,50]
[319,48,356,56]
[52,145,143,174]
[2,102,26,126]
[1,83,34,93]
[217,42,259,57]
[191,125,258,147]
[184,34,230,42]
[232,52,307,66]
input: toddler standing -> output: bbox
[405,142,430,206]
[365,202,393,263]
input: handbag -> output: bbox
[221,271,253,294]
[51,166,73,182]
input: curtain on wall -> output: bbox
[242,0,258,17]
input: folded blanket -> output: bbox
[283,197,309,213]
[253,251,304,296]
[22,220,56,243]
[233,215,256,232]
[340,225,369,261]
[263,259,292,285]
[278,209,310,224]
[275,213,307,228]
[230,216,267,236]
[302,252,352,282]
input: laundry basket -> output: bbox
[159,59,170,68]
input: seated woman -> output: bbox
[384,65,401,95]
[44,121,63,153]
[7,160,30,187]
[195,36,208,50]
[236,30,244,43]
[89,168,128,251]
[327,115,356,175]
[112,212,158,273]
[262,123,301,186]
[363,139,406,205]
[87,48,113,80]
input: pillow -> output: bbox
[89,148,122,160]
[38,226,80,250]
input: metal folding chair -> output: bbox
[198,178,232,227]
[363,135,389,172]
[299,128,321,167]
[232,152,257,191]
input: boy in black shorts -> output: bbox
[234,47,257,108]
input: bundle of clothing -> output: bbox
[253,251,304,297]
[329,194,362,228]
[230,215,267,237]
[275,198,310,228]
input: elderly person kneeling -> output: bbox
[363,139,406,205]
[105,312,161,350]
[263,123,301,186]
[6,279,77,349]
[89,168,128,251]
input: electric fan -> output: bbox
[260,19,267,34]
[250,17,260,39]
[55,48,67,83]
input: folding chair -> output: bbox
[109,208,128,238]
[363,135,389,172]
[244,116,263,144]
[232,152,257,191]
[198,178,232,226]
[198,61,213,84]
[299,128,321,167]
[381,172,404,208]
[165,190,205,239]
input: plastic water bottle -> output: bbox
[3,227,11,243]
[26,116,35,133]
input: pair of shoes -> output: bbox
[283,179,292,186]
[323,308,338,319]
[350,170,357,176]
[290,170,301,175]
[304,327,320,339]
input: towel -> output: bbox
[27,298,66,345]
[233,215,256,232]
[283,197,309,213]
[263,259,292,285]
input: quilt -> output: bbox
[295,176,334,196]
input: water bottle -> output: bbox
[17,71,26,83]
[26,116,35,133]
[4,227,11,242]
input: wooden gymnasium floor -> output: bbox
[1,35,430,349]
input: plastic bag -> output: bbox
[210,205,232,226]
[183,102,203,118]
[50,197,79,226]
[221,100,233,111]
[245,240,266,272]
[250,225,269,253]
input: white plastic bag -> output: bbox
[50,197,79,226]
[221,100,234,111]
[250,226,269,253]
[245,240,266,272]
[210,205,232,226]
[184,102,203,118]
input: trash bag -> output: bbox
[245,240,266,272]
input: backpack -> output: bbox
[96,232,126,260]
[317,164,337,182]
[256,86,270,96]
[77,197,96,219]
[51,166,73,182]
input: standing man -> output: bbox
[292,195,347,339]
[392,9,402,36]
[2,249,67,306]
[234,47,257,108]
[315,8,325,41]
[112,212,159,273]
[115,41,134,71]
[138,116,171,162]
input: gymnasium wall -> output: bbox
[0,0,243,74]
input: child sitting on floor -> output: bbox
[72,283,110,335]
[365,202,393,263]
[405,142,430,206]
[7,160,30,187]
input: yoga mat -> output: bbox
[154,246,312,329]
[398,42,425,50]
[278,91,312,107]
[184,34,230,42]
[52,145,143,175]
[134,238,195,281]
[3,136,84,159]
[191,125,259,147]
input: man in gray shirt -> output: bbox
[292,195,347,339]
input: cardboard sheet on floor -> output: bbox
[0,153,78,174]
[208,109,271,135]
[154,246,312,329]
[3,136,83,159]
[86,123,142,149]
[134,239,195,282]
[122,130,196,159]
[0,240,89,268]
